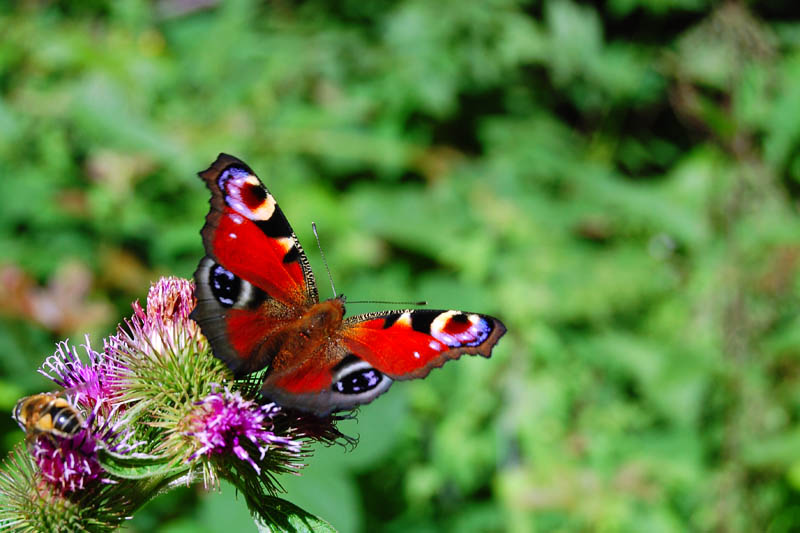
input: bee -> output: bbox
[13,393,84,441]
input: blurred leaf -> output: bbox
[252,497,337,533]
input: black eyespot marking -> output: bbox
[451,313,469,324]
[334,368,384,394]
[382,313,402,329]
[410,310,437,334]
[210,263,240,308]
[282,244,300,264]
[245,182,267,202]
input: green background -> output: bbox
[3,0,800,531]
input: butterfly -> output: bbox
[191,154,506,415]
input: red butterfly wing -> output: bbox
[191,154,317,376]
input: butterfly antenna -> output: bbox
[348,299,428,306]
[312,222,338,298]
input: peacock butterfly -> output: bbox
[191,154,506,415]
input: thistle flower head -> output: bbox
[2,275,351,530]
[0,442,131,533]
[145,275,196,324]
[118,276,201,358]
[186,386,303,476]
[32,431,105,494]
[105,277,226,450]
[30,406,139,495]
[107,277,213,379]
[38,337,121,410]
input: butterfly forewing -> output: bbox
[196,154,317,306]
[340,309,506,380]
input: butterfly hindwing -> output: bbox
[260,348,394,415]
[193,256,291,375]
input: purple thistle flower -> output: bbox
[29,405,139,495]
[134,276,198,343]
[38,336,122,410]
[31,431,105,494]
[186,387,302,475]
[145,276,196,324]
[107,277,204,366]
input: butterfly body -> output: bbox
[192,154,506,415]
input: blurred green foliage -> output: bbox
[2,0,800,531]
